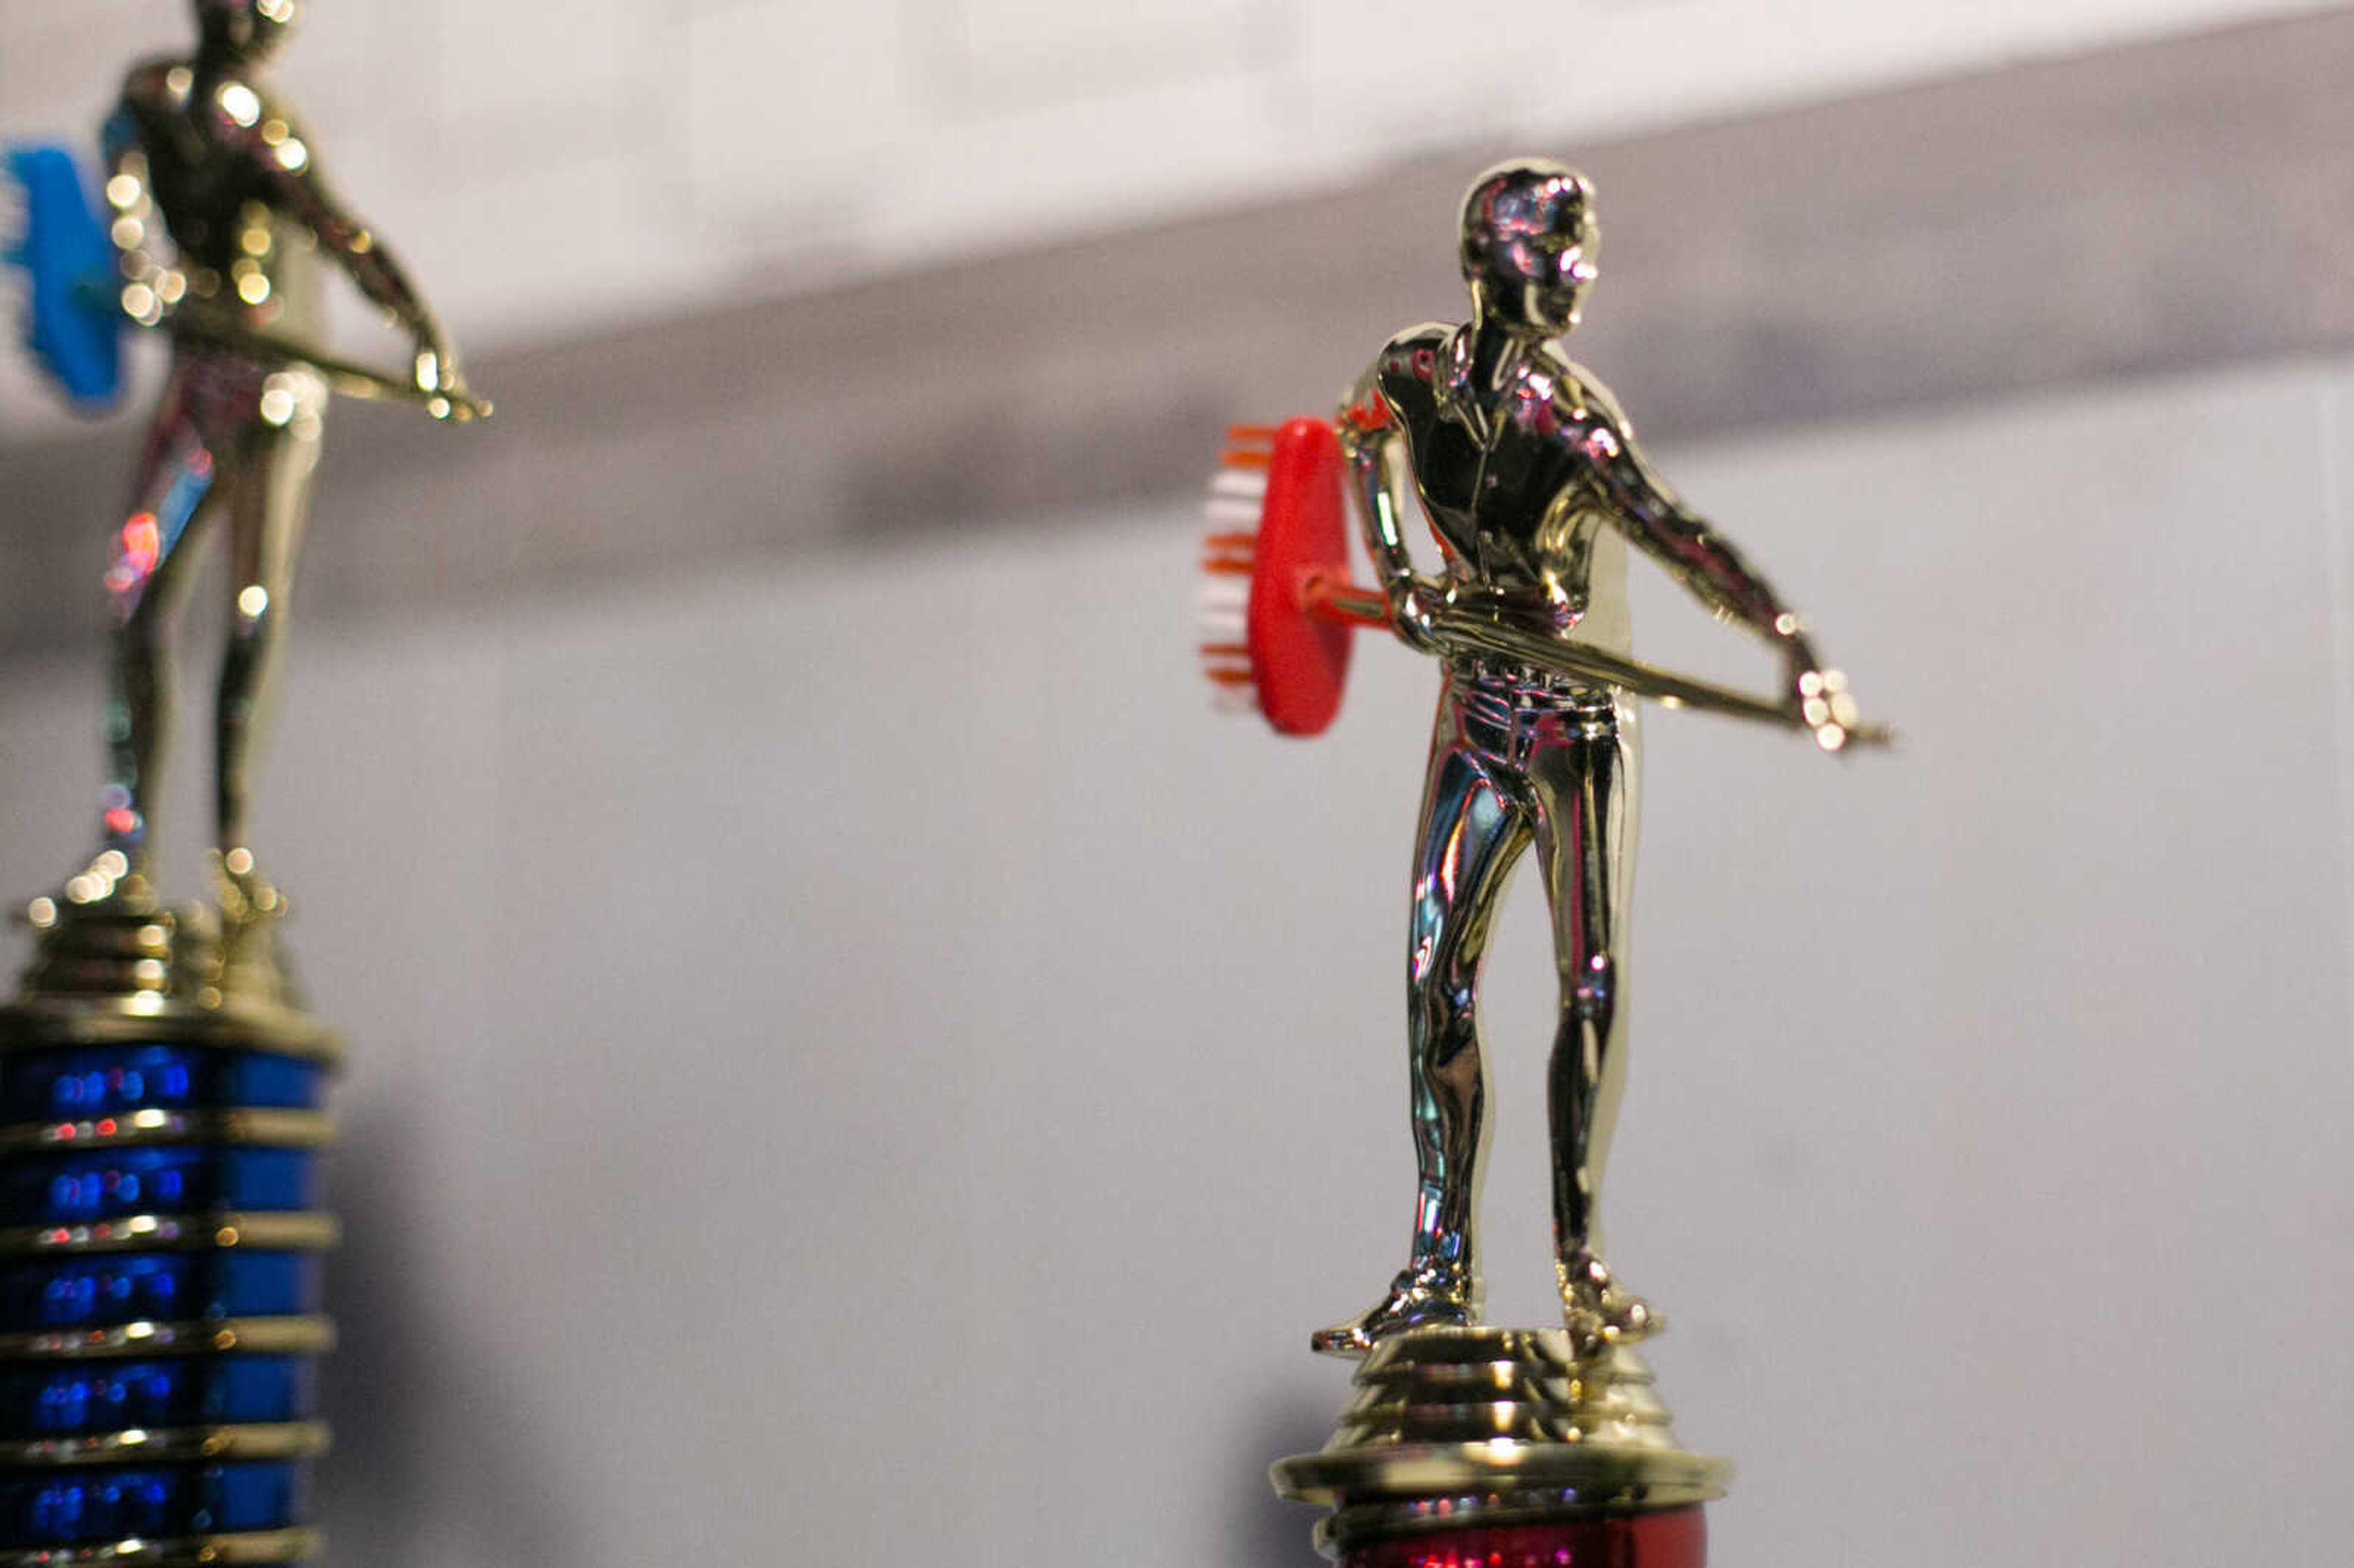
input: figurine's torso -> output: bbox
[1377,324,1632,652]
[114,58,322,338]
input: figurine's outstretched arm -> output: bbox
[253,134,459,394]
[1564,385,1824,682]
[1340,366,1442,655]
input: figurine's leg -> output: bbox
[214,373,325,910]
[1525,690,1650,1347]
[83,371,223,897]
[1313,686,1528,1356]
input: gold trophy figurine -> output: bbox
[41,0,485,981]
[1200,159,1886,1566]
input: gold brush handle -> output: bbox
[1306,579,1892,744]
[169,310,494,422]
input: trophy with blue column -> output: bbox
[2,4,484,1561]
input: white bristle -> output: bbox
[3,172,29,354]
[1197,575,1247,640]
[1195,577,1247,611]
[0,169,23,259]
[1196,432,1279,714]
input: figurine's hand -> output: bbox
[1388,575,1446,656]
[412,339,488,422]
[413,338,457,390]
[1785,648,1871,752]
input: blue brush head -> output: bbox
[4,142,124,411]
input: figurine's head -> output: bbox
[1460,159,1598,337]
[194,0,300,63]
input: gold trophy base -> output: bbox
[5,890,338,1058]
[1272,1326,1730,1558]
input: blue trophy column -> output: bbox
[0,1000,337,1567]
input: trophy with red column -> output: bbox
[1201,158,1888,1567]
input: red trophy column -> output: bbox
[1340,1510,1708,1568]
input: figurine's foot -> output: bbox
[211,849,286,926]
[37,850,156,917]
[1556,1250,1659,1353]
[1311,1264,1479,1357]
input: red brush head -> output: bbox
[1247,418,1353,735]
[1200,417,1355,736]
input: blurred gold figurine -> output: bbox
[61,0,484,925]
[1217,160,1887,1356]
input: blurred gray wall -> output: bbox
[2,0,2335,440]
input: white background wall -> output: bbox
[1,0,2345,432]
[0,351,2348,1565]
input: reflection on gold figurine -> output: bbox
[1200,159,1884,1359]
[62,0,484,924]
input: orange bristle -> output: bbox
[1199,422,1286,717]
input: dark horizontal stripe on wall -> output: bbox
[1,9,2348,655]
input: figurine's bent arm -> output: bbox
[101,92,185,322]
[1343,350,1441,653]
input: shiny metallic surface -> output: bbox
[51,0,480,937]
[0,1212,338,1257]
[0,1109,332,1155]
[0,1528,321,1567]
[1319,160,1879,1357]
[0,992,341,1062]
[0,1423,327,1468]
[0,1317,336,1363]
[4,893,338,1046]
[1273,1328,1728,1556]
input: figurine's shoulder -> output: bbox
[1526,347,1633,435]
[1374,323,1453,384]
[108,61,190,161]
[1370,324,1454,433]
[117,57,189,105]
[237,74,305,127]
